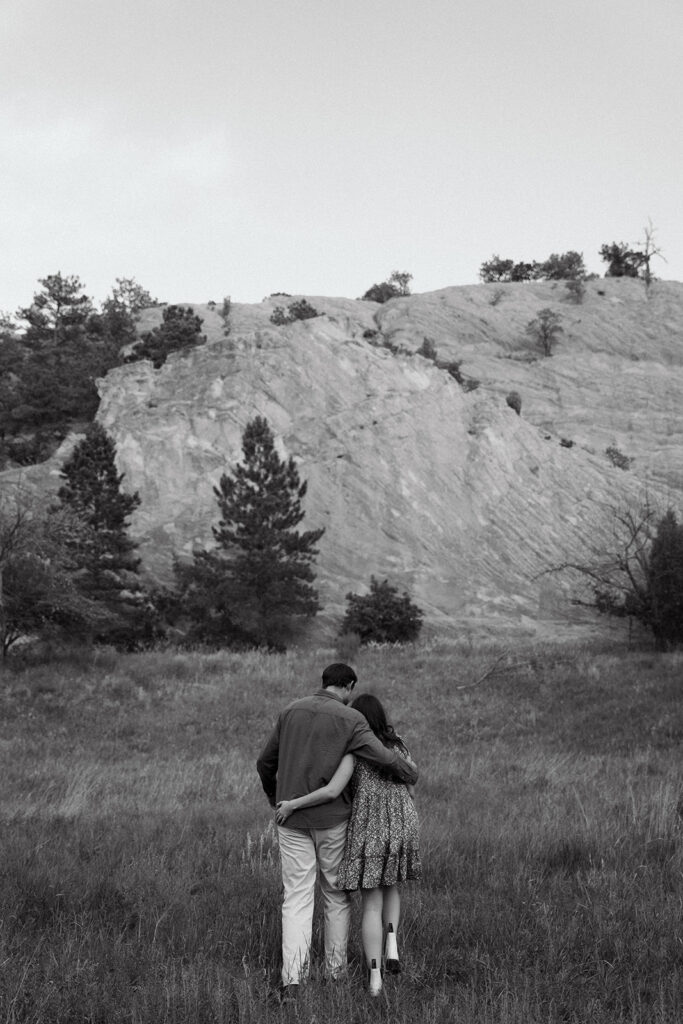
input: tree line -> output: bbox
[479,224,665,285]
[3,412,683,657]
[0,273,207,468]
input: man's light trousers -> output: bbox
[277,821,350,986]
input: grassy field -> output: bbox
[0,639,681,1023]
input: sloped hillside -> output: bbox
[99,278,683,637]
[5,278,682,641]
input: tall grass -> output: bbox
[0,640,681,1022]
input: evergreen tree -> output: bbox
[103,277,157,318]
[178,416,324,648]
[599,242,643,278]
[57,423,146,643]
[648,510,683,647]
[129,305,205,368]
[7,274,130,452]
[17,272,94,347]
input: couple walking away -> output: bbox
[256,662,421,1001]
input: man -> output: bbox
[256,662,418,997]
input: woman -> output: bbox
[276,694,421,997]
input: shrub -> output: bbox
[506,391,522,415]
[269,299,320,325]
[438,359,480,391]
[269,306,290,326]
[362,281,401,304]
[288,299,319,320]
[565,278,586,304]
[418,337,438,361]
[362,271,412,303]
[340,576,423,645]
[605,446,633,471]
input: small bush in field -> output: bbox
[340,576,423,644]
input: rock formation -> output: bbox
[5,277,683,640]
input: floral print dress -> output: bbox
[336,740,421,891]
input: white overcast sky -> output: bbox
[1,0,681,313]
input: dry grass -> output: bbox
[0,639,681,1022]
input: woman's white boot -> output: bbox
[384,924,400,974]
[368,959,382,997]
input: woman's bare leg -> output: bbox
[360,888,384,969]
[382,885,400,933]
[382,885,401,971]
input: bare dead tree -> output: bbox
[534,496,661,636]
[638,219,667,292]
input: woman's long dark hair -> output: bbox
[351,694,401,749]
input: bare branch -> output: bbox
[453,651,517,690]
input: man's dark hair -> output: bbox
[321,663,358,689]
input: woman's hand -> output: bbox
[275,800,295,824]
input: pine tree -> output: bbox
[57,423,145,642]
[18,272,94,347]
[9,273,128,449]
[179,416,324,648]
[129,305,205,368]
[648,510,683,647]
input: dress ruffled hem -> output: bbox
[336,848,422,891]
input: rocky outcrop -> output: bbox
[4,278,682,640]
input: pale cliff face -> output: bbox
[5,279,681,640]
[91,278,682,639]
